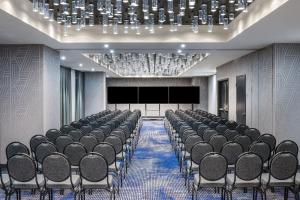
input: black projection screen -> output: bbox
[139,87,168,103]
[169,87,200,103]
[107,87,138,103]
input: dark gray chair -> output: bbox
[0,167,10,200]
[90,130,106,143]
[221,142,243,166]
[7,154,44,200]
[197,125,210,139]
[35,142,57,166]
[224,130,239,141]
[234,135,252,152]
[55,135,73,153]
[79,152,115,200]
[68,130,84,142]
[203,129,218,142]
[104,136,124,162]
[258,134,276,152]
[60,125,75,135]
[42,152,80,200]
[249,141,271,166]
[79,134,98,153]
[209,134,228,153]
[46,129,61,144]
[216,124,228,134]
[225,120,238,130]
[226,152,263,200]
[192,152,227,200]
[6,142,30,160]
[244,128,260,142]
[80,125,93,135]
[261,152,298,200]
[63,142,87,168]
[235,124,249,135]
[275,140,298,156]
[30,135,48,154]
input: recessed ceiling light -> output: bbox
[61,55,66,60]
[110,49,114,54]
[91,68,95,71]
[177,49,182,53]
[180,44,186,48]
[79,63,83,67]
[104,44,109,48]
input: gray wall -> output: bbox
[85,72,106,116]
[0,45,60,163]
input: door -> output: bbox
[236,75,246,124]
[218,80,229,119]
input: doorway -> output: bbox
[218,79,229,119]
[236,75,246,124]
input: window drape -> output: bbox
[60,67,71,125]
[75,71,85,120]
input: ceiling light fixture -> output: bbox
[110,49,115,54]
[177,49,182,53]
[180,44,186,48]
[30,0,254,35]
[104,44,109,48]
[91,68,95,71]
[79,63,83,67]
[60,55,66,60]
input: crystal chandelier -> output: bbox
[83,52,209,77]
[31,0,254,35]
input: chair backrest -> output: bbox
[249,141,271,163]
[30,135,48,152]
[60,125,75,135]
[46,129,61,144]
[191,142,214,165]
[55,135,73,153]
[68,129,84,142]
[80,125,93,135]
[224,130,239,141]
[182,130,197,143]
[234,135,252,152]
[225,120,238,130]
[42,152,71,182]
[209,121,218,129]
[244,128,260,142]
[203,129,218,142]
[70,121,83,129]
[90,130,106,143]
[258,134,276,151]
[235,124,249,134]
[79,134,98,153]
[79,152,108,182]
[209,134,227,153]
[6,142,30,159]
[235,152,263,181]
[216,124,228,134]
[185,135,203,153]
[35,142,57,164]
[7,154,36,182]
[197,125,210,139]
[269,152,298,180]
[104,135,123,154]
[110,130,126,145]
[64,142,87,166]
[199,152,227,181]
[221,142,243,165]
[93,143,116,165]
[275,140,298,156]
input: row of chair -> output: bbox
[0,109,142,200]
[164,109,299,200]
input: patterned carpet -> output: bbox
[0,120,295,199]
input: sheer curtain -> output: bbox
[60,67,71,125]
[75,71,85,120]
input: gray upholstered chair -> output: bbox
[244,128,260,142]
[182,135,202,176]
[55,135,73,153]
[79,134,98,153]
[234,135,252,152]
[90,129,106,143]
[249,141,271,168]
[275,140,298,157]
[60,125,75,135]
[192,152,227,200]
[209,134,228,153]
[216,124,228,134]
[63,142,87,169]
[203,129,218,142]
[7,154,44,200]
[221,142,243,168]
[35,142,57,170]
[46,129,61,144]
[226,152,263,200]
[68,129,84,142]
[197,125,210,139]
[0,167,10,200]
[258,134,276,152]
[79,152,115,200]
[30,135,48,158]
[261,152,298,200]
[80,125,93,135]
[235,124,249,135]
[6,142,30,160]
[224,130,239,142]
[42,152,80,200]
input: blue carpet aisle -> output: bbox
[0,120,293,199]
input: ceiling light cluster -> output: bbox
[84,52,209,77]
[31,0,254,35]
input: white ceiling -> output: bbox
[0,0,299,77]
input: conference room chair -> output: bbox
[192,152,228,200]
[0,167,10,200]
[221,142,243,169]
[79,134,98,153]
[35,142,57,170]
[7,154,44,200]
[258,134,277,153]
[275,140,298,157]
[209,134,228,153]
[45,129,61,144]
[30,135,48,160]
[244,128,261,142]
[6,142,30,160]
[226,152,263,200]
[261,152,298,200]
[104,135,126,172]
[203,129,218,142]
[209,121,219,129]
[63,142,87,171]
[215,124,229,134]
[42,152,80,200]
[79,152,115,200]
[235,124,249,135]
[60,125,75,135]
[80,125,93,135]
[68,130,84,142]
[234,135,252,152]
[90,129,106,143]
[55,135,73,153]
[225,120,238,130]
[224,130,239,142]
[70,121,83,129]
[249,141,271,169]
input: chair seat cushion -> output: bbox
[116,152,125,160]
[181,151,190,159]
[46,175,80,189]
[1,173,10,187]
[296,173,300,186]
[109,162,121,173]
[261,173,294,187]
[82,175,113,189]
[187,161,199,172]
[12,174,45,189]
[194,173,225,189]
[226,174,260,188]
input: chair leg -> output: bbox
[284,187,288,200]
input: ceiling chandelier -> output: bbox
[30,0,254,35]
[83,52,209,77]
